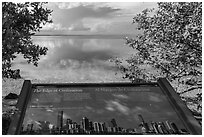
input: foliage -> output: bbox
[2,2,52,78]
[2,108,18,135]
[113,2,202,111]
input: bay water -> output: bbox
[12,35,134,82]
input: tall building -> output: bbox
[157,124,164,134]
[112,127,117,133]
[170,122,179,134]
[138,114,149,133]
[143,123,150,132]
[100,122,106,132]
[109,118,117,127]
[93,122,100,132]
[38,121,50,132]
[72,122,78,129]
[89,121,94,131]
[66,119,72,125]
[66,119,72,130]
[82,117,89,131]
[151,122,159,134]
[26,123,33,132]
[57,111,63,130]
[107,127,113,133]
[165,121,174,134]
[92,122,106,133]
[165,121,171,129]
[138,114,145,123]
[149,122,155,133]
[159,122,169,134]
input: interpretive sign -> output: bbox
[7,78,201,135]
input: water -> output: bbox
[12,35,134,82]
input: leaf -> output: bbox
[2,2,52,79]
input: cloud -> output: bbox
[112,94,129,99]
[57,2,88,9]
[46,108,54,112]
[55,2,156,14]
[106,106,115,111]
[132,106,148,113]
[41,2,157,34]
[104,2,157,16]
[68,22,90,31]
[42,23,67,31]
[128,92,165,103]
[57,2,104,9]
[149,95,163,102]
[82,18,112,32]
[82,39,111,51]
[105,100,130,115]
[51,3,120,28]
[82,17,137,34]
[40,38,114,65]
[15,35,131,82]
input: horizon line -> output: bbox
[34,34,135,36]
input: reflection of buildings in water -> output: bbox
[20,111,189,135]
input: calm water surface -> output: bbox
[12,36,134,82]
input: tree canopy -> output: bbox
[2,2,52,78]
[113,2,202,113]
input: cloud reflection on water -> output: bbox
[12,36,133,82]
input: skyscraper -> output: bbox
[93,122,100,133]
[57,111,63,130]
[89,121,94,131]
[107,127,113,133]
[66,119,72,130]
[157,124,164,134]
[143,123,150,133]
[100,122,106,132]
[138,114,145,123]
[66,119,72,125]
[138,114,149,133]
[170,122,179,134]
[159,122,169,134]
[151,122,159,134]
[165,120,174,134]
[82,117,89,131]
[26,123,34,132]
[109,118,117,127]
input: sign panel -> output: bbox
[7,78,202,135]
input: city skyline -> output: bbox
[21,111,189,135]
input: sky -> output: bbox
[39,2,158,35]
[11,2,159,82]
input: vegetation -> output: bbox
[2,2,52,134]
[113,2,202,113]
[2,108,18,135]
[2,2,52,79]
